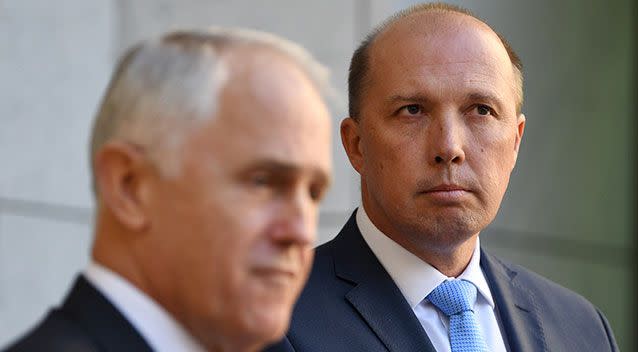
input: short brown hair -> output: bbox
[348,2,524,119]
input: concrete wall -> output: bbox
[1,0,634,350]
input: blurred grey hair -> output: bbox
[89,27,332,194]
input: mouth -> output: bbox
[420,184,471,202]
[253,267,297,287]
[426,184,469,192]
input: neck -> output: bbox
[199,333,263,352]
[389,229,478,277]
[359,196,479,277]
[91,210,161,312]
[418,237,477,277]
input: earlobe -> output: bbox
[514,113,526,153]
[93,142,151,232]
[340,117,364,174]
[512,113,526,166]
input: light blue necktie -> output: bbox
[427,279,488,352]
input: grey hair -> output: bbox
[89,27,331,194]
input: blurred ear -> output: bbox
[513,113,526,164]
[340,117,364,175]
[93,142,152,231]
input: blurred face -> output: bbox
[142,50,332,351]
[343,13,524,255]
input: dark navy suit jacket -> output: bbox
[3,276,153,352]
[265,210,618,352]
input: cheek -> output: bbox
[196,216,264,316]
[175,189,266,281]
[363,130,421,179]
[474,122,518,161]
[298,247,314,279]
[473,132,517,194]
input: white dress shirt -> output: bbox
[84,262,206,352]
[356,207,507,352]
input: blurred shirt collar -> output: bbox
[84,261,206,352]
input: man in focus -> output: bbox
[266,3,617,352]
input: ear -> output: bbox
[513,113,526,164]
[340,117,364,175]
[93,142,153,231]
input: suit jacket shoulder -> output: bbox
[4,308,98,352]
[3,276,153,352]
[481,252,618,351]
[265,209,618,352]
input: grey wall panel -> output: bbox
[478,0,634,248]
[0,1,115,208]
[0,214,92,347]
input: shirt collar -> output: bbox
[84,261,206,352]
[356,206,494,309]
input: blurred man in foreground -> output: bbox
[266,3,617,352]
[5,28,333,352]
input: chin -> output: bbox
[406,214,481,246]
[210,310,288,352]
[241,303,291,344]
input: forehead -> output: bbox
[366,12,515,102]
[186,49,332,172]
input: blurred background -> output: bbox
[0,0,635,350]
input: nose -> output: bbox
[271,190,316,247]
[429,112,465,166]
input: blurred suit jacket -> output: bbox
[3,276,153,352]
[265,210,618,352]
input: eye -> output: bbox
[398,104,423,116]
[250,172,271,186]
[308,182,326,203]
[475,104,495,116]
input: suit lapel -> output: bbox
[331,211,436,352]
[481,250,548,352]
[62,276,154,352]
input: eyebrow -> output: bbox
[245,159,332,186]
[386,92,506,112]
[386,94,431,105]
[251,160,298,173]
[466,92,503,105]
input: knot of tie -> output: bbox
[427,279,477,317]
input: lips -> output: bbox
[253,266,297,280]
[253,267,297,287]
[420,184,470,202]
[254,267,296,276]
[425,184,469,192]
